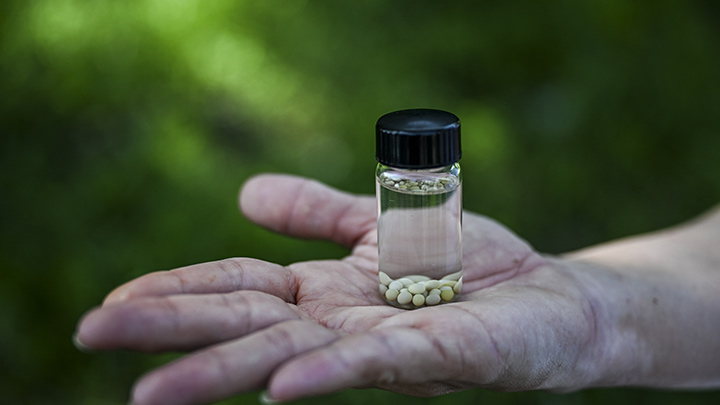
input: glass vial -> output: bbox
[375,109,462,309]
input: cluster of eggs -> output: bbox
[379,177,456,193]
[378,270,462,309]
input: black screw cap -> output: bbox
[376,109,461,169]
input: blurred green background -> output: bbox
[2,0,719,403]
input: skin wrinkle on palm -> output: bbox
[75,174,720,405]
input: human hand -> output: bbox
[75,174,604,405]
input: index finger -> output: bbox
[104,258,297,305]
[239,174,377,247]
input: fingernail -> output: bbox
[259,391,283,404]
[72,333,93,353]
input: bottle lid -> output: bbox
[375,108,461,169]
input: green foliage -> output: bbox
[1,0,719,403]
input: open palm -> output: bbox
[76,174,598,405]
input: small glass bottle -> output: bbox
[375,109,463,309]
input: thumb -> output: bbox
[239,174,376,247]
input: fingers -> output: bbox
[269,328,451,399]
[239,174,376,247]
[267,307,500,401]
[131,320,341,405]
[103,258,297,305]
[76,291,303,352]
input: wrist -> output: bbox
[562,246,720,389]
[556,257,647,389]
[540,257,635,391]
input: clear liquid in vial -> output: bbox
[377,170,462,308]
